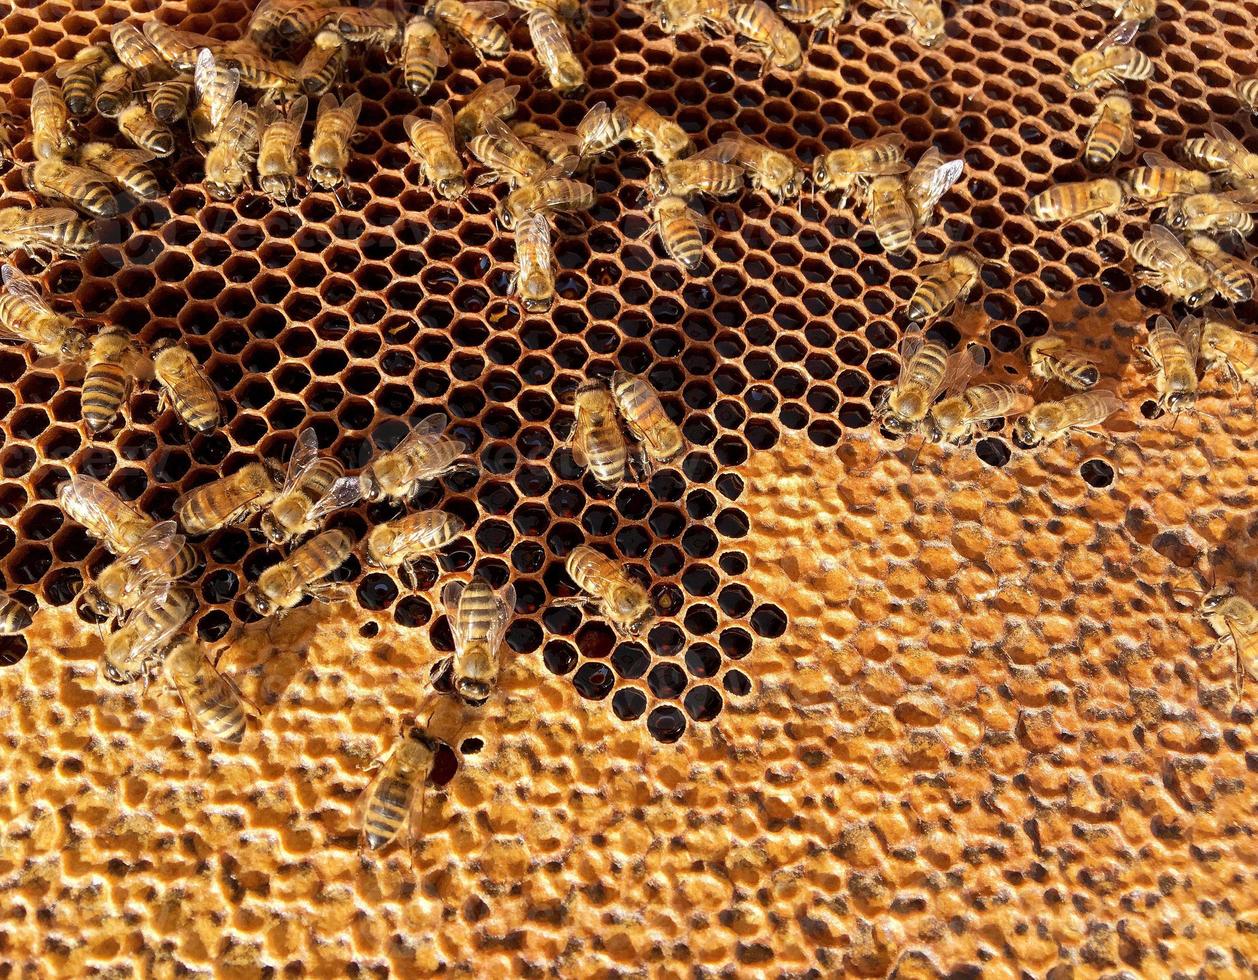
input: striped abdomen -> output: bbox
[585,415,626,486]
[30,159,118,217]
[154,344,220,433]
[0,596,31,634]
[82,357,128,432]
[362,770,417,849]
[168,642,248,744]
[150,79,192,124]
[657,199,704,272]
[867,176,915,253]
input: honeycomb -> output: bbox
[0,0,1256,971]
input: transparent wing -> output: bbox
[967,384,1034,421]
[1141,150,1178,169]
[283,427,320,494]
[907,150,964,217]
[1224,616,1258,694]
[215,101,258,152]
[338,92,364,126]
[394,411,451,454]
[1099,19,1139,47]
[432,99,456,138]
[119,519,183,567]
[1147,223,1192,262]
[304,474,364,522]
[194,47,239,111]
[7,208,83,237]
[120,574,174,629]
[938,343,985,399]
[464,1,511,15]
[1208,122,1250,167]
[519,210,553,274]
[896,328,926,384]
[426,29,450,67]
[1,264,54,314]
[1177,315,1203,365]
[317,90,338,121]
[285,94,309,129]
[577,101,613,144]
[61,475,135,544]
[1086,389,1125,421]
[485,582,517,653]
[441,581,468,650]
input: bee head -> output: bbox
[259,513,288,546]
[437,175,467,199]
[1012,415,1042,448]
[1201,588,1230,614]
[455,677,491,706]
[1163,390,1196,414]
[244,587,273,617]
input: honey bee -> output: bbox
[404,101,467,199]
[498,172,594,230]
[297,29,346,97]
[1083,92,1134,169]
[563,545,653,637]
[731,0,802,70]
[708,133,803,200]
[366,510,466,587]
[0,206,97,261]
[1027,177,1132,229]
[93,62,134,119]
[58,474,154,556]
[243,527,353,617]
[309,91,361,190]
[1186,234,1254,304]
[906,249,980,325]
[256,95,307,202]
[1163,192,1258,238]
[1027,337,1099,391]
[1013,389,1124,448]
[400,16,447,96]
[527,7,584,92]
[1199,317,1258,389]
[508,0,583,21]
[165,638,255,744]
[1123,151,1212,204]
[512,121,583,170]
[192,47,241,142]
[275,0,339,46]
[77,142,160,200]
[312,412,475,512]
[28,158,120,217]
[1130,225,1214,307]
[110,22,176,85]
[866,147,963,254]
[82,326,148,433]
[926,383,1034,446]
[649,194,712,273]
[1198,588,1258,696]
[176,461,283,536]
[1136,314,1201,417]
[429,0,510,58]
[647,0,731,35]
[142,20,218,71]
[259,428,345,545]
[0,595,32,635]
[1069,22,1154,89]
[869,0,945,46]
[204,101,260,200]
[216,41,301,96]
[1181,123,1258,186]
[453,78,519,143]
[82,520,196,620]
[646,153,745,200]
[1241,79,1258,113]
[30,77,75,161]
[812,134,908,208]
[1086,0,1155,25]
[578,99,692,164]
[329,6,403,47]
[101,580,197,686]
[116,99,175,157]
[469,117,549,188]
[568,379,628,488]
[611,369,684,468]
[247,0,293,46]
[512,211,555,312]
[54,45,113,117]
[0,262,91,362]
[442,576,516,705]
[152,338,222,434]
[876,333,982,436]
[148,78,193,125]
[776,0,848,39]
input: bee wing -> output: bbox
[214,101,259,152]
[194,47,240,109]
[1177,315,1203,366]
[432,99,456,139]
[1147,223,1192,263]
[1099,19,1139,48]
[317,90,338,120]
[120,574,174,629]
[907,149,964,217]
[1087,388,1125,422]
[425,27,450,67]
[519,209,553,257]
[691,139,742,164]
[1207,122,1249,167]
[119,519,182,565]
[968,384,1035,421]
[282,427,321,495]
[895,328,926,384]
[1223,615,1258,694]
[304,474,363,523]
[938,343,985,399]
[1141,150,1178,170]
[395,411,451,454]
[8,207,83,237]
[463,1,510,15]
[1,263,54,315]
[485,582,517,654]
[441,580,469,650]
[286,93,309,128]
[338,92,364,126]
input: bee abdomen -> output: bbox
[661,213,704,271]
[364,775,411,849]
[0,597,32,634]
[198,678,247,743]
[82,361,127,432]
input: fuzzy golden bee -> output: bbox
[297,28,346,96]
[1198,318,1258,389]
[428,0,510,58]
[82,327,149,433]
[82,520,196,621]
[1130,225,1214,307]
[876,333,982,436]
[400,16,447,96]
[366,510,466,588]
[646,153,745,200]
[1027,177,1132,229]
[498,172,594,230]
[562,545,653,637]
[312,412,475,512]
[93,62,133,119]
[176,461,283,536]
[442,576,516,705]
[776,0,850,40]
[707,134,804,200]
[926,384,1034,446]
[1137,314,1201,417]
[1083,92,1134,169]
[870,0,945,45]
[906,249,980,325]
[512,211,556,312]
[329,7,403,48]
[309,91,361,190]
[527,7,584,92]
[1087,0,1156,25]
[58,474,154,556]
[259,428,345,545]
[0,206,96,262]
[204,100,260,200]
[256,95,307,202]
[117,98,176,157]
[611,370,685,468]
[1181,122,1258,185]
[469,117,549,188]
[731,0,802,69]
[1027,337,1099,391]
[453,78,519,142]
[1122,151,1212,204]
[1163,192,1258,238]
[165,639,256,744]
[647,0,731,35]
[29,157,120,217]
[649,194,712,273]
[101,580,197,685]
[152,338,221,434]
[404,101,467,199]
[0,263,91,362]
[578,99,692,164]
[243,528,353,618]
[1197,588,1258,696]
[865,146,963,254]
[30,77,74,161]
[812,134,908,208]
[110,21,175,85]
[568,379,629,488]
[1186,234,1255,304]
[192,47,241,142]
[54,45,112,117]
[1013,390,1123,448]
[148,78,193,125]
[1068,22,1154,90]
[142,20,217,70]
[78,142,160,200]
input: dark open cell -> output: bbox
[683,685,724,722]
[573,661,615,700]
[647,705,687,743]
[612,688,648,721]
